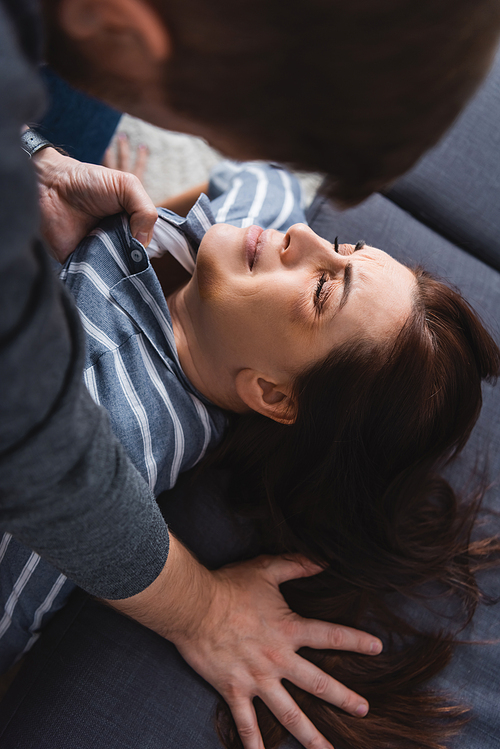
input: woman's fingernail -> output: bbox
[370,640,383,654]
[135,232,149,246]
[355,704,368,717]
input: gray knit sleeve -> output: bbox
[0,4,169,599]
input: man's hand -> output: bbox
[34,147,158,263]
[106,536,382,749]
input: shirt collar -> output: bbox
[157,194,216,256]
[113,197,218,407]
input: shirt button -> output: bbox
[131,249,143,263]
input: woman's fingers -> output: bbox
[286,655,369,717]
[133,144,149,183]
[261,685,334,749]
[102,145,116,170]
[103,133,149,183]
[117,132,131,173]
[294,617,382,656]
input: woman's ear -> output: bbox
[234,370,297,424]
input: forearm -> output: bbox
[105,534,216,639]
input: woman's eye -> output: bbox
[314,273,328,308]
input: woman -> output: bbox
[212,260,500,748]
[79,162,500,747]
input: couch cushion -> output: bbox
[384,45,500,272]
[308,192,500,335]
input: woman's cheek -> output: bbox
[195,252,226,302]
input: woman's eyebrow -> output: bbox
[339,262,353,310]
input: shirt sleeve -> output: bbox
[0,7,169,599]
[208,161,307,230]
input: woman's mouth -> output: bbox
[245,225,264,270]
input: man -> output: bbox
[1,1,500,748]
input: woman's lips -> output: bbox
[245,225,264,270]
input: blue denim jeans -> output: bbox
[35,66,121,164]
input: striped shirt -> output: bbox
[60,204,226,495]
[0,161,306,670]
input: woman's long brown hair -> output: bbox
[214,269,500,749]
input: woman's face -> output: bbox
[182,223,416,380]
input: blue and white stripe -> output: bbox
[209,161,304,232]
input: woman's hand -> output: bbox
[102,132,149,184]
[34,147,158,263]
[106,537,382,749]
[103,131,208,216]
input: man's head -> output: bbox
[44,0,500,203]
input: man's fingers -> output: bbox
[262,685,334,749]
[263,553,325,585]
[115,173,158,248]
[295,618,382,656]
[286,657,369,717]
[228,699,266,749]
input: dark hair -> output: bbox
[44,0,500,204]
[159,0,500,205]
[213,268,500,749]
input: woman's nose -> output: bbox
[281,224,346,268]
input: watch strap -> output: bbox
[20,128,53,158]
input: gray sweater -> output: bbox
[0,0,169,598]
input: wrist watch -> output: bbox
[20,128,53,158]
